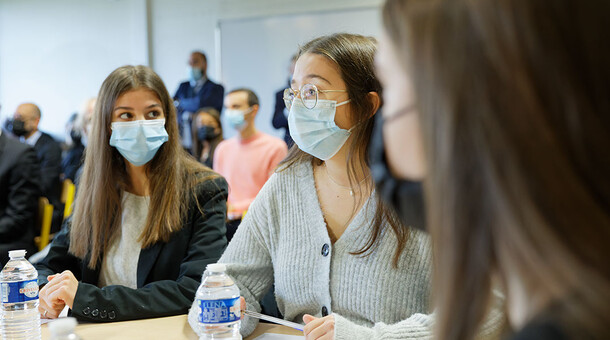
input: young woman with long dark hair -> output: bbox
[376,0,610,339]
[36,65,228,322]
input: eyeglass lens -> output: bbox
[283,84,319,110]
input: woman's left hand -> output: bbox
[39,270,79,314]
[303,314,335,340]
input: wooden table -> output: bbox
[39,315,303,339]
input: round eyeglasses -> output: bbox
[283,84,348,110]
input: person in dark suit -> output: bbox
[12,103,63,232]
[174,51,224,154]
[0,130,40,265]
[35,65,228,322]
[271,55,297,147]
[272,86,293,147]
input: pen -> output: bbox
[243,310,304,331]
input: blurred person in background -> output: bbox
[12,103,63,232]
[0,128,40,265]
[70,97,96,186]
[192,107,223,168]
[174,51,224,154]
[272,54,297,147]
[213,88,287,242]
[61,112,85,182]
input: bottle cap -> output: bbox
[49,317,78,335]
[206,263,226,272]
[8,250,26,259]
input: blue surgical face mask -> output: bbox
[109,119,169,166]
[189,67,203,82]
[225,108,251,131]
[288,98,352,160]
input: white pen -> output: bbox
[243,310,304,331]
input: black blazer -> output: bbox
[36,176,229,322]
[0,133,40,265]
[33,132,63,231]
[272,88,293,147]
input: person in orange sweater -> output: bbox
[213,88,287,241]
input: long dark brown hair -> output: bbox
[279,33,408,267]
[70,65,215,269]
[383,0,610,338]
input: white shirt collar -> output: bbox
[189,76,207,88]
[21,130,42,146]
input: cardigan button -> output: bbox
[321,243,330,257]
[322,306,328,316]
[82,307,91,315]
[91,308,99,317]
[108,311,116,320]
[100,309,107,319]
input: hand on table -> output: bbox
[303,314,335,340]
[38,270,78,319]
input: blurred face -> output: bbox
[224,91,257,123]
[291,53,352,129]
[189,53,206,73]
[196,112,220,133]
[196,112,219,129]
[13,103,40,133]
[224,91,249,111]
[375,31,426,180]
[112,88,165,123]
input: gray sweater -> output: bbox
[219,160,505,339]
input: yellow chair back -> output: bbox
[35,197,53,251]
[61,179,76,219]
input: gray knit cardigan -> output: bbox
[217,160,505,339]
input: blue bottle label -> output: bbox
[1,279,39,304]
[198,297,241,324]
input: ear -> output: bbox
[250,104,260,116]
[367,91,381,118]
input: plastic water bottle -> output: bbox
[189,263,241,340]
[48,317,81,340]
[0,250,41,340]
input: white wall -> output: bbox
[0,0,382,139]
[148,0,219,98]
[0,0,148,139]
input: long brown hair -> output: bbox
[279,33,408,267]
[70,65,215,269]
[383,0,610,338]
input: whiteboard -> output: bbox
[218,7,382,139]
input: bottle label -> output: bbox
[198,297,241,324]
[1,279,39,304]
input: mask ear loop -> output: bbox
[336,99,351,107]
[383,105,416,124]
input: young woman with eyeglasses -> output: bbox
[195,33,505,340]
[35,65,228,322]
